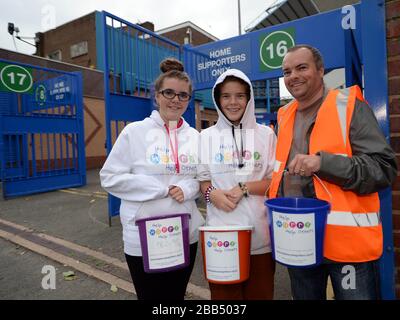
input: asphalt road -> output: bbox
[0,169,292,300]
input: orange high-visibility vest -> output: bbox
[269,85,383,262]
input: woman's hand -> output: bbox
[168,186,184,203]
[210,189,237,212]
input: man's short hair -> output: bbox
[286,45,324,70]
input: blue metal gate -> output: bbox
[0,60,86,198]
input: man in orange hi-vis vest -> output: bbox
[269,45,397,300]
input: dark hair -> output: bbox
[154,58,192,93]
[214,76,251,107]
[286,45,324,70]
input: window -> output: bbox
[70,41,88,58]
[47,50,62,61]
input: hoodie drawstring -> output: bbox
[232,123,244,169]
[164,124,180,174]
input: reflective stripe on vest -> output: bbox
[327,211,380,227]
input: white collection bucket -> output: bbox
[199,226,253,284]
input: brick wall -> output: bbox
[386,0,400,299]
[39,12,97,68]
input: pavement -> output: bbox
[0,169,292,300]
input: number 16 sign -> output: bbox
[259,28,296,72]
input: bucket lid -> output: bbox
[199,225,254,231]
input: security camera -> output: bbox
[8,22,14,35]
[8,23,19,35]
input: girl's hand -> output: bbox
[210,189,237,212]
[168,186,184,203]
[226,186,244,204]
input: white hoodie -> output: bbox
[198,69,277,255]
[100,110,205,256]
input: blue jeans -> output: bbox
[287,260,380,300]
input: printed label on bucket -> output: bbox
[204,231,240,281]
[145,216,184,270]
[272,211,316,266]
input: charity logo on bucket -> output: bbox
[274,214,313,235]
[206,235,237,252]
[271,211,316,266]
[144,216,186,271]
[149,224,180,236]
[202,230,242,282]
[207,240,236,248]
[275,219,312,229]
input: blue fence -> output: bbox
[0,60,86,198]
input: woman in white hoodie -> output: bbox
[199,69,277,300]
[100,58,204,300]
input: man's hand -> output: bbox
[168,186,184,203]
[288,154,321,177]
[210,189,237,212]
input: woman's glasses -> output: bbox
[159,89,191,102]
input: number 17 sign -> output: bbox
[0,62,33,94]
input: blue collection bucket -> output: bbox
[136,213,190,273]
[265,197,330,268]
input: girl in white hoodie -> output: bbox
[100,58,204,300]
[199,69,277,300]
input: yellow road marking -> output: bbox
[58,189,107,199]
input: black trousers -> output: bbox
[125,242,198,300]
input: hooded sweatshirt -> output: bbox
[198,69,277,255]
[100,110,205,256]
